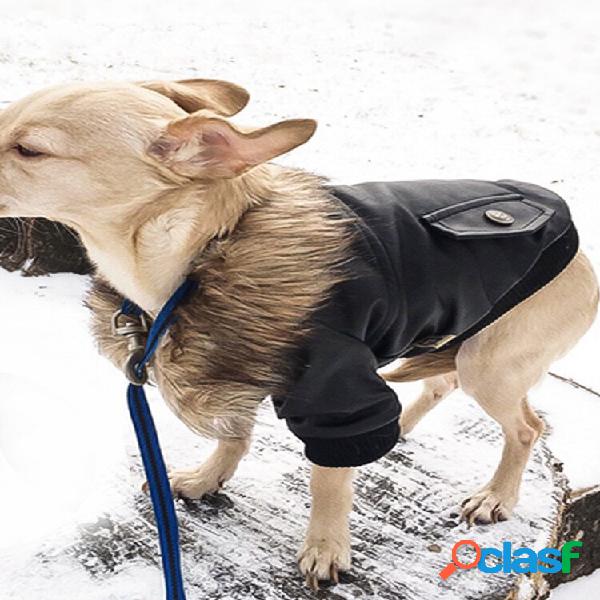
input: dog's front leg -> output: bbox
[166,436,252,499]
[298,465,353,589]
[142,414,253,500]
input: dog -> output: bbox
[0,79,597,589]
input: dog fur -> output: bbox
[86,169,354,441]
[0,79,597,589]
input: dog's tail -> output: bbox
[380,346,459,383]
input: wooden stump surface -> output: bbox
[1,387,568,600]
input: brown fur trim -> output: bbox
[86,168,354,438]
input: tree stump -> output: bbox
[548,485,600,588]
[0,391,574,600]
[0,218,91,275]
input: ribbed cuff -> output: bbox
[304,420,400,467]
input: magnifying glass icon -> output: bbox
[439,540,482,580]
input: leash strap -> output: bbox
[121,278,198,600]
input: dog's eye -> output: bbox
[14,144,45,158]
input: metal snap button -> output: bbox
[485,209,515,225]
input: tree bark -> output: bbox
[547,485,600,588]
[0,217,92,275]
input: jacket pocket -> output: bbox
[421,193,555,239]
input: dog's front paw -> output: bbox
[143,457,239,500]
[142,465,224,499]
[168,466,227,499]
[461,488,516,525]
[298,534,351,590]
[142,440,248,499]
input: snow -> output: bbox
[551,570,600,599]
[1,1,600,598]
[0,269,127,549]
[530,376,600,490]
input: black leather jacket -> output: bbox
[273,180,578,467]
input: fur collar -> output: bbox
[86,168,354,438]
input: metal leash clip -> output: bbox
[111,309,150,386]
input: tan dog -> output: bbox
[0,79,597,589]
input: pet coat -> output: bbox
[273,179,578,468]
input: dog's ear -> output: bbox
[147,115,317,179]
[138,79,249,116]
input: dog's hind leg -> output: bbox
[400,372,458,436]
[457,387,542,524]
[456,252,598,524]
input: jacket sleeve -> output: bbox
[272,323,401,468]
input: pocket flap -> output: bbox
[421,193,555,239]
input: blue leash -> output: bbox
[115,278,198,600]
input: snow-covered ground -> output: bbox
[553,571,600,599]
[1,1,600,598]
